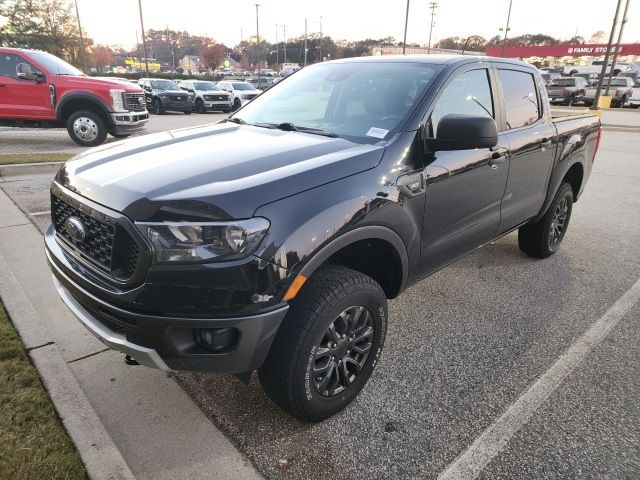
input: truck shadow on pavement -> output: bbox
[171,230,630,480]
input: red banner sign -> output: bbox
[485,43,640,58]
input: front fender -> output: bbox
[253,168,422,297]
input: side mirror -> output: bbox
[144,86,151,92]
[426,114,498,152]
[16,63,36,81]
[35,71,45,83]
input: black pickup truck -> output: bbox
[46,56,601,422]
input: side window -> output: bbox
[498,69,540,130]
[430,69,494,137]
[0,53,26,79]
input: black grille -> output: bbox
[123,92,146,112]
[52,195,140,281]
[243,93,258,100]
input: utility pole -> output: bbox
[402,0,410,55]
[255,4,261,82]
[592,0,624,109]
[304,18,308,66]
[427,2,438,55]
[275,24,279,65]
[137,0,149,76]
[74,0,87,72]
[318,17,323,61]
[281,25,287,64]
[605,0,630,95]
[501,0,513,57]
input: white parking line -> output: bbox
[29,211,50,216]
[438,276,640,480]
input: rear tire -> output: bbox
[518,182,574,259]
[66,110,108,147]
[259,265,387,422]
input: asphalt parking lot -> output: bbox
[1,118,639,479]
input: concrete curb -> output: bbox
[0,161,64,178]
[0,250,136,480]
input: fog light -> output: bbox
[195,328,238,352]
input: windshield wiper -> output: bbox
[253,122,338,137]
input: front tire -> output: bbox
[259,265,387,422]
[195,99,206,113]
[233,98,241,111]
[66,110,108,147]
[518,182,574,258]
[152,98,164,115]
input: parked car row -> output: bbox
[137,77,262,114]
[545,74,639,108]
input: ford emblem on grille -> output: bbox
[64,216,87,243]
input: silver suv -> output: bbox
[178,80,232,113]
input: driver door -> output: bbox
[0,53,51,119]
[419,66,510,275]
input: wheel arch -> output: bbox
[297,226,409,299]
[56,93,111,125]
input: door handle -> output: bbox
[540,138,553,149]
[488,151,508,168]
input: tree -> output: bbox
[589,31,607,43]
[0,0,83,63]
[199,42,226,71]
[463,35,487,52]
[92,45,113,72]
[435,36,464,49]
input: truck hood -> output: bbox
[58,123,385,221]
[51,75,142,92]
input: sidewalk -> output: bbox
[0,184,262,480]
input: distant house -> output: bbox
[179,55,204,73]
[219,56,239,70]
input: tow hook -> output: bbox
[124,355,140,366]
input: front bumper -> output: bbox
[109,111,149,135]
[204,101,232,110]
[49,255,289,373]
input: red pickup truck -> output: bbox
[0,48,148,147]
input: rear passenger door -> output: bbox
[495,66,556,233]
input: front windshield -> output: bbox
[194,81,218,91]
[232,82,254,90]
[608,79,628,86]
[549,79,575,86]
[236,62,442,141]
[28,51,83,76]
[150,79,179,90]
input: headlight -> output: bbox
[136,218,270,263]
[110,89,126,111]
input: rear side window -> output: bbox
[430,69,494,137]
[499,69,540,130]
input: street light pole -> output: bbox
[501,0,513,57]
[137,0,149,77]
[304,18,308,67]
[281,25,287,64]
[402,0,410,55]
[592,0,624,109]
[605,0,630,95]
[427,2,438,55]
[73,0,87,72]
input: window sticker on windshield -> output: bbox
[366,127,389,139]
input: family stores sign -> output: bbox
[485,43,640,58]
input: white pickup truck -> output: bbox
[583,77,635,108]
[563,60,639,77]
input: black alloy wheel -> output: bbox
[548,195,569,247]
[313,305,374,397]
